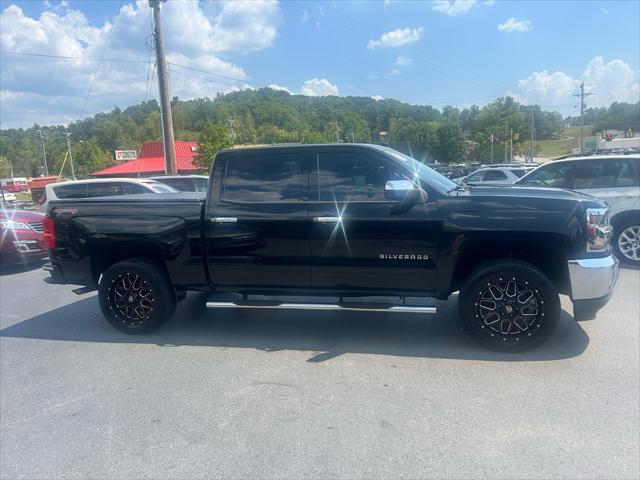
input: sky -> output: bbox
[0,0,639,128]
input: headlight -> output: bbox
[0,221,31,231]
[585,207,611,253]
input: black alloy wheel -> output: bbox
[460,260,560,352]
[98,259,176,334]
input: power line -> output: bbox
[78,0,124,121]
[1,51,149,64]
[168,62,265,88]
[144,7,155,102]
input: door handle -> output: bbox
[313,216,342,223]
[210,217,237,223]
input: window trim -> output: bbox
[311,149,421,203]
[218,152,308,205]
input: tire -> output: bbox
[613,219,640,266]
[98,259,176,334]
[459,259,560,352]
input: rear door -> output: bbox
[569,158,640,217]
[205,150,310,288]
[309,147,439,292]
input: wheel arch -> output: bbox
[450,236,570,295]
[610,210,640,230]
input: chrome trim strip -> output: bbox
[210,217,237,223]
[313,216,341,223]
[205,302,437,314]
[568,255,619,300]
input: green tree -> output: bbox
[435,122,466,163]
[195,122,233,169]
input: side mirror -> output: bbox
[386,180,424,215]
[385,180,420,202]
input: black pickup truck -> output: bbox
[43,144,619,351]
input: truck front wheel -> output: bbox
[459,260,560,352]
[98,259,176,334]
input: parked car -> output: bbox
[43,144,619,352]
[0,209,47,267]
[516,155,640,265]
[149,175,208,192]
[40,178,178,211]
[456,166,534,185]
[1,190,17,203]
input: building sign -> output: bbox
[114,150,137,161]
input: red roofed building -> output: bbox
[92,141,202,177]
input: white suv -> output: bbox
[41,178,178,211]
[457,166,534,186]
[517,155,640,265]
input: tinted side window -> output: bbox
[53,183,88,199]
[484,170,508,181]
[316,151,408,201]
[510,169,527,178]
[122,183,148,194]
[194,178,209,192]
[222,154,304,202]
[519,162,575,188]
[571,160,635,189]
[466,171,485,182]
[87,183,123,197]
[158,178,192,191]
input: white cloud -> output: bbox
[267,84,292,94]
[0,1,281,127]
[432,0,477,16]
[395,55,413,66]
[484,0,496,5]
[367,73,379,80]
[600,7,609,14]
[513,56,640,115]
[300,10,309,23]
[497,17,533,33]
[372,95,384,101]
[301,78,339,96]
[367,27,424,49]
[390,68,400,76]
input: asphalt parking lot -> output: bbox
[1,265,638,479]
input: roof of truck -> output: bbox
[218,143,388,153]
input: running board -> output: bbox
[205,301,436,314]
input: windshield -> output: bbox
[381,148,457,193]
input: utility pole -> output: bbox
[38,128,49,176]
[530,105,534,163]
[64,133,76,180]
[150,0,176,174]
[509,127,513,162]
[490,134,494,164]
[573,82,593,153]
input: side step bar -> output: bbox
[205,301,436,314]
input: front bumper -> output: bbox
[568,255,619,320]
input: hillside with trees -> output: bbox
[1,88,637,179]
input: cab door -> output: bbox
[309,147,439,292]
[205,150,311,288]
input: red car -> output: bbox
[0,209,48,266]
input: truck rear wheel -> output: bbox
[98,259,176,334]
[459,260,560,352]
